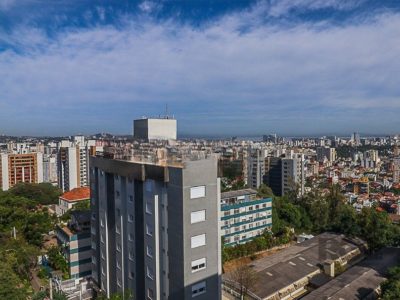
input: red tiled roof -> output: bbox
[60,187,90,202]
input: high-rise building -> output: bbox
[264,154,305,197]
[247,148,265,189]
[351,132,361,145]
[316,147,336,162]
[90,154,221,299]
[58,136,94,191]
[393,158,400,183]
[282,154,305,196]
[133,117,177,141]
[0,152,43,191]
[264,157,282,196]
[220,189,272,246]
[43,154,58,184]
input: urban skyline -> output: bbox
[1,0,400,136]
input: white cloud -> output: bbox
[0,4,399,135]
[268,0,365,17]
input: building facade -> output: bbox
[247,148,265,189]
[90,155,221,299]
[56,187,91,216]
[0,152,43,191]
[133,118,177,141]
[282,154,305,196]
[220,189,272,246]
[56,211,92,279]
[58,144,89,192]
[316,147,336,162]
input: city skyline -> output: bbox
[1,0,400,136]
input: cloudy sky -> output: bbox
[1,0,399,137]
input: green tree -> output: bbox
[47,246,68,275]
[257,184,274,198]
[332,204,359,237]
[0,261,29,300]
[381,267,400,300]
[10,182,62,205]
[357,208,394,252]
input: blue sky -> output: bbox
[1,0,400,137]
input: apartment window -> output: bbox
[224,211,230,216]
[116,208,120,217]
[129,250,134,261]
[148,288,154,300]
[192,281,206,297]
[129,195,133,202]
[91,241,96,250]
[234,209,240,214]
[117,277,121,287]
[100,218,104,227]
[116,191,120,198]
[128,233,134,241]
[145,181,153,192]
[101,267,105,276]
[92,256,96,264]
[147,266,154,280]
[147,245,153,258]
[101,251,105,260]
[117,260,121,270]
[190,186,206,199]
[191,210,206,224]
[146,201,152,214]
[191,234,206,248]
[129,271,134,279]
[146,224,153,236]
[116,226,120,234]
[100,234,104,243]
[191,258,206,273]
[128,214,134,222]
[92,213,96,220]
[116,243,121,252]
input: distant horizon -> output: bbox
[0,131,398,140]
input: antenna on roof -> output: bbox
[165,103,169,119]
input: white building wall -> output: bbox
[1,153,9,191]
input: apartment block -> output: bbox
[282,154,305,196]
[0,152,43,191]
[56,211,92,279]
[247,148,265,189]
[58,140,90,192]
[221,189,272,246]
[316,147,336,162]
[90,155,221,299]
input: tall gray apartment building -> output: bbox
[90,154,221,299]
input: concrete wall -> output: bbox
[134,118,177,140]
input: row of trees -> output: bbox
[222,227,293,263]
